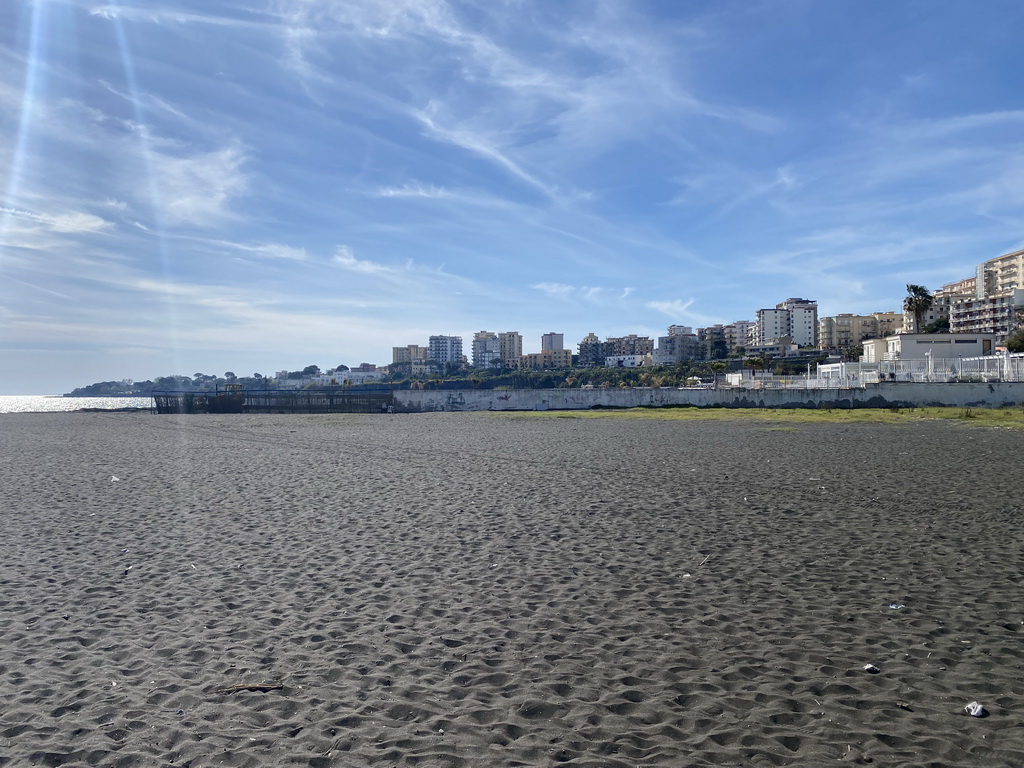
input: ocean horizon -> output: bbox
[0,395,154,414]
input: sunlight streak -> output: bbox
[109,2,184,373]
[1,1,47,262]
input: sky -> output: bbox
[2,0,1023,394]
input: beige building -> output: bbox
[945,249,1024,339]
[392,344,429,364]
[976,248,1024,298]
[819,312,902,350]
[498,331,523,367]
[519,348,573,370]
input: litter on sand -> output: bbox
[964,701,986,717]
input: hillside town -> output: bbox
[278,246,1024,388]
[68,248,1024,397]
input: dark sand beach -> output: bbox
[1,411,1023,767]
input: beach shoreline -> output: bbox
[2,412,1022,767]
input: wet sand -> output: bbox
[1,411,1023,767]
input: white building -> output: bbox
[861,333,997,363]
[428,335,464,366]
[605,354,652,368]
[755,299,817,347]
[755,308,790,345]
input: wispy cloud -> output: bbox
[148,145,248,227]
[532,283,634,302]
[646,298,722,326]
[375,183,450,199]
[331,244,393,274]
[1,206,112,234]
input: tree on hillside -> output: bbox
[1005,328,1024,354]
[921,316,949,333]
[302,365,321,376]
[904,284,934,333]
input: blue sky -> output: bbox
[2,0,1023,394]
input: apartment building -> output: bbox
[471,331,500,369]
[577,333,603,367]
[948,249,1024,339]
[605,334,655,356]
[723,321,755,352]
[428,335,464,366]
[976,248,1024,298]
[654,328,700,365]
[392,344,429,364]
[755,299,818,347]
[541,332,564,351]
[819,312,902,350]
[497,331,523,367]
[904,279,975,333]
[950,289,1024,337]
[519,349,573,370]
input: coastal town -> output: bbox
[69,247,1024,399]
[285,246,1024,388]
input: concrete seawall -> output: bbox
[395,382,1024,412]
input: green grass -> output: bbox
[488,406,1024,428]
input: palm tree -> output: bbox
[904,284,934,333]
[709,361,727,388]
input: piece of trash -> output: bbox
[110,476,119,482]
[964,701,986,717]
[217,683,283,693]
[176,709,185,715]
[863,664,880,674]
[120,548,129,555]
[895,701,913,711]
[123,565,133,576]
[191,564,196,569]
[889,604,906,610]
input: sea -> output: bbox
[0,395,154,414]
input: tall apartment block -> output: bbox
[428,335,464,366]
[497,332,523,367]
[577,333,603,367]
[950,249,1024,338]
[755,299,817,347]
[471,331,501,368]
[541,332,564,351]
